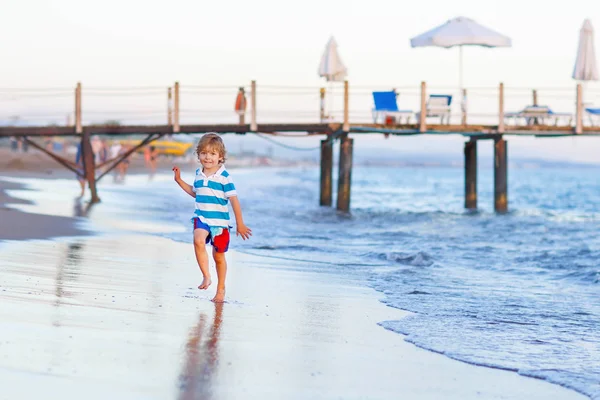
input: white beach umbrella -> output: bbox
[572,19,598,103]
[318,36,347,120]
[318,36,347,82]
[410,16,512,94]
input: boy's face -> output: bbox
[199,146,223,169]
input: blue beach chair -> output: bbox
[415,94,453,124]
[372,91,414,124]
[586,107,600,126]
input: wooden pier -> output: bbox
[2,80,600,212]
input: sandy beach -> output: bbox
[0,163,589,400]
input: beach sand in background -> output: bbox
[0,173,588,400]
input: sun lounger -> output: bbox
[415,94,452,124]
[505,105,572,126]
[586,108,600,126]
[372,91,414,124]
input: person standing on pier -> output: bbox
[172,133,252,303]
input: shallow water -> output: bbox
[5,163,600,399]
[161,164,600,400]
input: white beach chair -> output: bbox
[415,94,452,124]
[505,105,572,126]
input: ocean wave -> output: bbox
[367,251,434,267]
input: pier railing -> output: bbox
[1,81,599,131]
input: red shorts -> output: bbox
[193,218,230,253]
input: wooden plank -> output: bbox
[0,123,333,137]
[75,82,82,134]
[82,129,100,203]
[343,80,349,132]
[22,137,82,176]
[498,83,505,133]
[464,140,477,209]
[251,80,257,131]
[494,138,508,213]
[3,122,600,139]
[336,135,353,213]
[174,82,180,133]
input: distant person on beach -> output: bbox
[75,142,87,197]
[149,145,159,175]
[172,133,252,303]
[9,137,18,152]
[117,144,132,182]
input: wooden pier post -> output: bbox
[461,88,467,126]
[320,87,326,123]
[75,82,82,134]
[532,89,538,106]
[167,87,173,126]
[576,83,583,134]
[494,138,508,213]
[319,137,333,206]
[251,80,257,131]
[343,80,349,132]
[174,81,180,133]
[81,128,100,203]
[419,81,427,133]
[337,135,353,213]
[464,139,477,210]
[498,82,505,133]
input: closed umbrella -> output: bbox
[318,37,347,121]
[318,36,347,82]
[572,19,598,104]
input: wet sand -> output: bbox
[0,179,90,241]
[0,174,588,400]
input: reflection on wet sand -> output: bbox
[54,240,84,312]
[73,198,94,218]
[178,302,224,400]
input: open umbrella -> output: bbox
[573,19,598,103]
[410,17,511,103]
[318,37,347,121]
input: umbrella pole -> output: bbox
[459,46,463,93]
[459,46,466,124]
[328,81,334,121]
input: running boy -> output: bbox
[172,133,251,302]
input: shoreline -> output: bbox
[0,178,90,241]
[0,171,589,400]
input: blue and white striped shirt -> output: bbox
[193,165,237,229]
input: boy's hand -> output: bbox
[172,166,181,181]
[236,224,252,240]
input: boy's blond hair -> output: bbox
[196,133,227,163]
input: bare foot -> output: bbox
[211,289,226,303]
[198,276,212,290]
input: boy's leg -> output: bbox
[211,248,227,303]
[193,229,212,289]
[78,178,85,197]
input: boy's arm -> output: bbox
[176,178,195,198]
[172,166,195,198]
[229,196,252,240]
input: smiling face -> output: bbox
[199,145,223,173]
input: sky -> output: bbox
[1,0,600,163]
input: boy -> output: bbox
[172,133,251,303]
